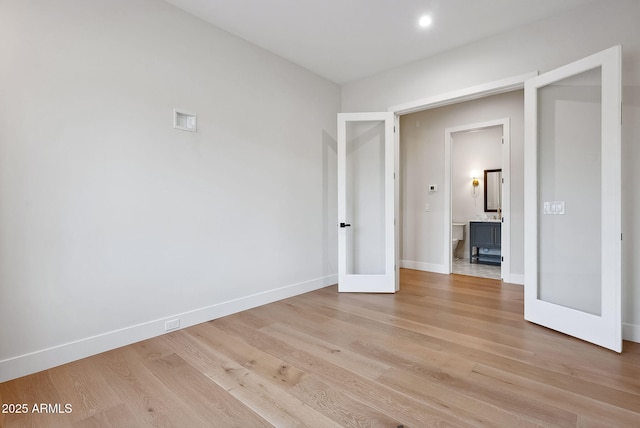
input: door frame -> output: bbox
[388,72,536,283]
[444,118,511,281]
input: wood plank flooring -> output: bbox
[1,269,639,427]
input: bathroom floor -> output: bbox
[452,258,501,280]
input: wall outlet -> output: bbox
[173,109,197,132]
[165,318,180,331]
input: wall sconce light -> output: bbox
[471,170,480,195]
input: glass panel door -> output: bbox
[345,120,386,275]
[524,46,622,351]
[338,112,396,292]
[537,67,602,315]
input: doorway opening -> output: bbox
[390,73,532,285]
[446,119,510,281]
[365,47,622,351]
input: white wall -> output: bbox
[399,92,523,273]
[344,0,640,341]
[0,0,340,381]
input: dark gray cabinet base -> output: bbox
[469,221,501,265]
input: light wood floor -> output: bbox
[2,269,639,427]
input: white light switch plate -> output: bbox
[543,201,565,215]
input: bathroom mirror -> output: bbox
[484,169,502,212]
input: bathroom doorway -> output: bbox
[447,121,508,280]
[394,75,527,285]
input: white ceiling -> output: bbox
[164,0,596,84]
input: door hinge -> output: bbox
[501,256,504,262]
[501,136,504,144]
[394,126,396,133]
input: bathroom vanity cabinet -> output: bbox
[469,221,501,265]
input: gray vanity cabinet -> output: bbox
[469,221,501,265]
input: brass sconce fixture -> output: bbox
[471,170,480,195]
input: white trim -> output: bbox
[388,72,537,115]
[508,274,525,285]
[400,260,448,274]
[0,274,336,383]
[444,119,511,283]
[394,114,401,291]
[623,323,640,343]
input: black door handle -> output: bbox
[339,222,351,228]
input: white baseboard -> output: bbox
[623,323,640,343]
[400,260,448,274]
[0,274,337,383]
[506,273,524,285]
[399,260,526,287]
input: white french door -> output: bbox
[524,46,622,351]
[337,112,397,293]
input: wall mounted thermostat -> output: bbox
[428,184,437,192]
[174,109,197,132]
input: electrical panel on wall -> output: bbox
[173,109,197,132]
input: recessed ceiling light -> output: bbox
[419,15,432,28]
